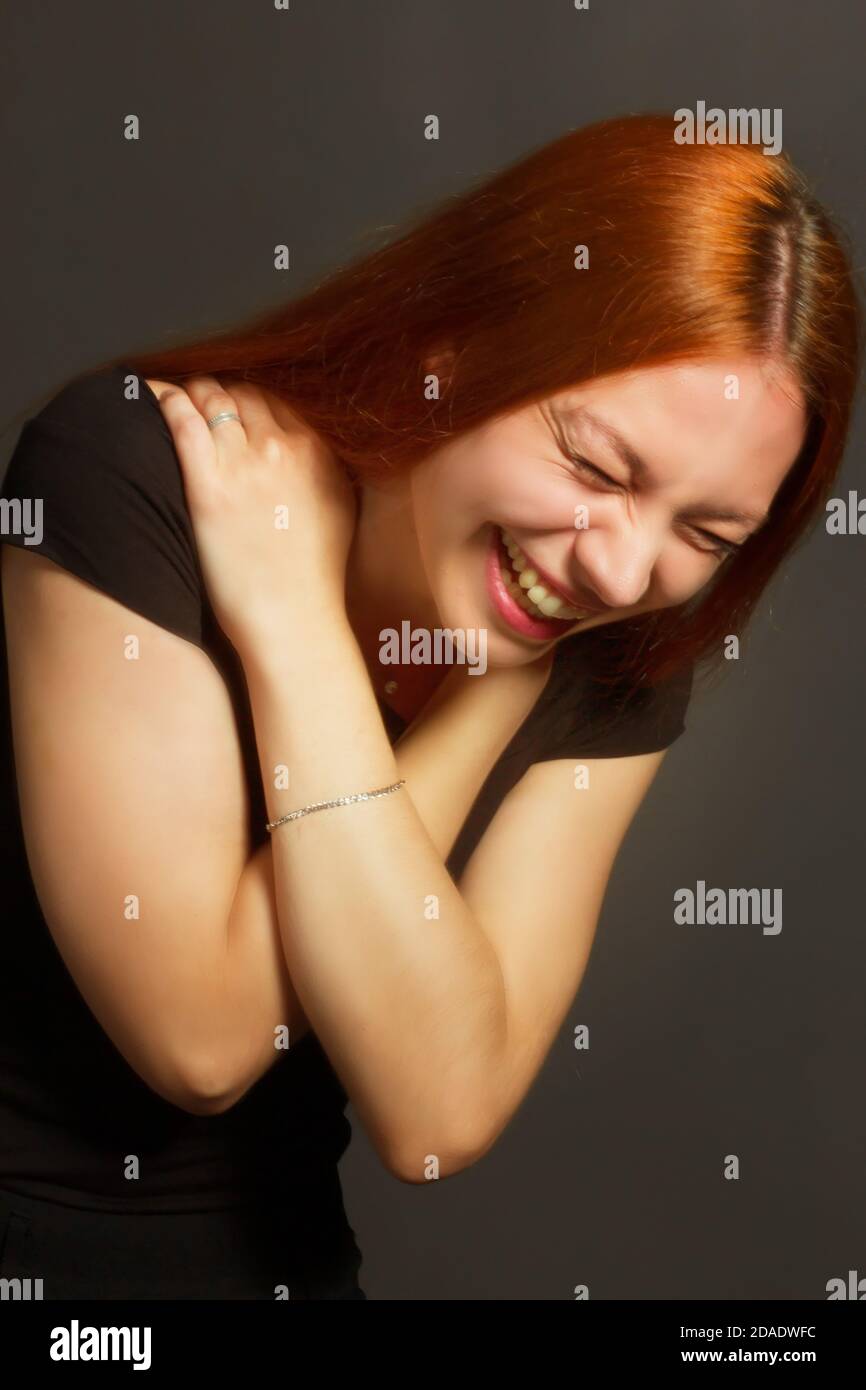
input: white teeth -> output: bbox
[537,595,564,616]
[498,528,586,622]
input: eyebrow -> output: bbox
[560,405,770,530]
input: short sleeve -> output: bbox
[528,639,695,763]
[0,365,204,647]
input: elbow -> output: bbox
[179,1062,254,1117]
[381,1062,508,1183]
[150,1051,251,1118]
[383,1117,498,1185]
[175,1087,238,1119]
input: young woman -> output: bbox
[0,114,859,1299]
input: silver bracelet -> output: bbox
[265,778,406,832]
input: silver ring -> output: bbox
[206,410,242,431]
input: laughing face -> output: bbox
[393,355,808,667]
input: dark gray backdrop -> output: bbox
[2,0,863,1300]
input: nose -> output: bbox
[570,520,659,611]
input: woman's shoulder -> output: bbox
[532,628,696,761]
[20,363,168,453]
[5,362,193,524]
[1,363,205,647]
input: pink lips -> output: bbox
[486,527,579,641]
[510,538,604,614]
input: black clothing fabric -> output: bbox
[0,365,693,1296]
[0,1177,365,1300]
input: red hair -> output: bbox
[106,112,861,690]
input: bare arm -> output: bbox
[236,609,670,1181]
[2,546,300,1115]
[5,546,668,1179]
[5,535,671,1186]
[221,654,552,1069]
[1,545,545,1125]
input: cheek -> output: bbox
[656,547,720,603]
[411,449,496,539]
[410,426,563,545]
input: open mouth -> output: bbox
[485,525,594,642]
[496,527,592,622]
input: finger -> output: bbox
[222,379,301,450]
[200,375,309,456]
[144,377,183,403]
[155,385,220,488]
[182,375,248,463]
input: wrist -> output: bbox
[235,603,357,681]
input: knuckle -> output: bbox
[201,388,232,419]
[174,412,206,444]
[261,433,287,467]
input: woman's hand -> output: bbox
[149,374,358,658]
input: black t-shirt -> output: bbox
[0,365,693,1214]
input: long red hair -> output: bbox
[101,113,861,689]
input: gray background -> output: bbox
[2,1,863,1299]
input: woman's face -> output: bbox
[406,355,807,666]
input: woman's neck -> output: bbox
[345,479,449,722]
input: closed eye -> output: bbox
[562,446,743,560]
[561,446,623,490]
[690,529,742,558]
